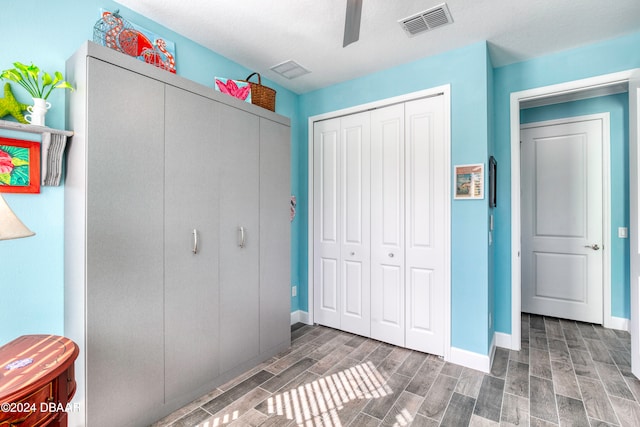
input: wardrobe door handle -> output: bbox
[192,229,199,254]
[239,226,246,248]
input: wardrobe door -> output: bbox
[219,106,260,372]
[404,96,446,355]
[339,112,371,337]
[370,104,406,346]
[259,118,291,353]
[164,85,220,402]
[85,58,165,426]
[313,118,341,329]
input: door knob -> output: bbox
[389,253,394,258]
[584,244,600,251]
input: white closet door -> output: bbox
[404,96,446,355]
[314,113,371,335]
[314,118,342,328]
[370,104,405,346]
[340,112,371,336]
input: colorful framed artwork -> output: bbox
[0,138,40,193]
[96,10,177,74]
[454,163,484,200]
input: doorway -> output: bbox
[510,70,639,353]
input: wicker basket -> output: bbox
[241,73,276,111]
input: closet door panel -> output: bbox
[313,119,341,328]
[259,117,291,353]
[340,112,371,337]
[371,104,405,346]
[85,58,165,426]
[407,267,434,330]
[164,85,220,401]
[404,96,446,355]
[219,106,260,372]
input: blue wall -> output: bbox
[0,0,299,344]
[520,94,630,319]
[299,42,492,355]
[492,33,640,335]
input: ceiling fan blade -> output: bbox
[343,0,363,47]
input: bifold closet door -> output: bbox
[314,118,341,329]
[370,104,406,347]
[404,96,446,355]
[314,95,446,355]
[313,113,371,337]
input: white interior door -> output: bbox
[313,118,341,329]
[521,117,604,324]
[340,112,371,336]
[404,96,447,355]
[371,104,405,346]
[630,72,640,377]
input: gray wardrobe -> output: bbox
[64,42,291,427]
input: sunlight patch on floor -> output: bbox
[191,360,396,427]
[193,409,240,427]
[266,360,393,426]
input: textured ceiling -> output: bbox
[114,0,640,94]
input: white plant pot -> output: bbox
[24,98,51,126]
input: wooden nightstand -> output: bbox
[0,335,79,427]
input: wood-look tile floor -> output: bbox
[152,314,640,427]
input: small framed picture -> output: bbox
[0,137,40,194]
[454,163,484,200]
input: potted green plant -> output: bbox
[1,62,74,126]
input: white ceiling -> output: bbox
[115,0,640,94]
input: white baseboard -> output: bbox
[608,316,629,331]
[290,310,310,325]
[495,332,514,350]
[449,346,491,373]
[448,333,511,374]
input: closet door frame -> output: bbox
[307,85,452,360]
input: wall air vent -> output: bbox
[399,3,453,37]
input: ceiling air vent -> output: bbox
[399,3,453,37]
[270,60,311,80]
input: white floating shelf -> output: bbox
[0,119,74,137]
[0,119,74,186]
